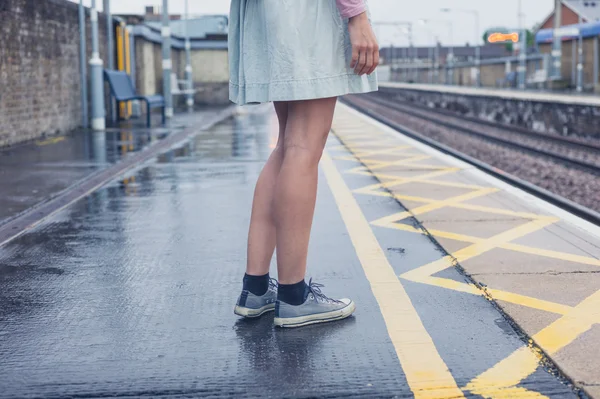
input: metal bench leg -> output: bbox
[146,101,151,128]
[162,106,166,125]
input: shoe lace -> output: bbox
[306,278,342,304]
[268,278,279,290]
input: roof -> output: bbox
[130,24,228,50]
[535,20,600,43]
[536,0,600,32]
[145,15,228,39]
[563,0,600,22]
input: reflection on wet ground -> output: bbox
[0,112,207,225]
[2,105,404,398]
[0,104,579,398]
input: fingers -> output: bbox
[350,46,359,70]
[353,45,366,75]
[367,44,380,75]
[360,47,372,75]
[352,43,379,76]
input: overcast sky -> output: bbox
[72,0,554,46]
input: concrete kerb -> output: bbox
[0,106,237,249]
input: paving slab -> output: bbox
[552,328,600,387]
[332,102,600,398]
[0,103,581,398]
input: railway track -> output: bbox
[359,92,600,175]
[342,94,600,226]
[378,91,600,152]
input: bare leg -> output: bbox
[245,102,289,276]
[274,97,338,284]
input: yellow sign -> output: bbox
[487,32,519,43]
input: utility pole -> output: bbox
[517,0,527,89]
[184,0,194,109]
[551,0,563,79]
[104,0,115,122]
[162,0,173,120]
[104,0,114,70]
[434,36,440,84]
[374,22,414,83]
[474,12,481,87]
[577,11,583,92]
[447,24,454,85]
[90,0,105,131]
[440,8,480,86]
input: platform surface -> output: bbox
[380,81,600,106]
[0,103,597,398]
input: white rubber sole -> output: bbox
[234,303,276,318]
[274,301,356,328]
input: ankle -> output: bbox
[277,279,307,305]
[243,272,270,296]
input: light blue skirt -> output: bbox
[228,0,378,105]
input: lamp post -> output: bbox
[517,0,527,90]
[551,0,563,80]
[418,19,437,84]
[78,0,88,128]
[184,0,194,108]
[90,0,105,131]
[375,21,414,82]
[577,11,583,92]
[162,0,173,119]
[429,20,455,85]
[441,7,480,87]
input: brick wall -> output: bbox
[0,0,108,147]
[541,4,583,30]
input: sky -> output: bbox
[71,0,555,47]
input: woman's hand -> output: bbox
[348,12,379,76]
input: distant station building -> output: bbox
[535,0,600,91]
[113,6,230,106]
[538,0,600,29]
[379,44,510,66]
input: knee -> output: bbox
[282,142,324,166]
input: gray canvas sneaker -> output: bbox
[274,279,355,328]
[234,278,278,318]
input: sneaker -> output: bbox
[274,279,355,328]
[234,278,278,318]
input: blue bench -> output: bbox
[104,70,165,127]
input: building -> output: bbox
[118,5,182,25]
[145,15,228,41]
[538,0,600,29]
[379,44,511,65]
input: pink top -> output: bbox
[336,0,366,19]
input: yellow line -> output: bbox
[353,145,412,157]
[486,288,572,315]
[465,289,600,397]
[375,220,600,268]
[501,243,600,267]
[321,151,465,399]
[372,188,499,225]
[36,136,65,146]
[450,202,552,220]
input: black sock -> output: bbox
[243,273,270,296]
[277,280,308,305]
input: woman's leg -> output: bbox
[274,97,338,285]
[245,102,289,277]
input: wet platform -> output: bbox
[0,103,598,398]
[0,108,225,226]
